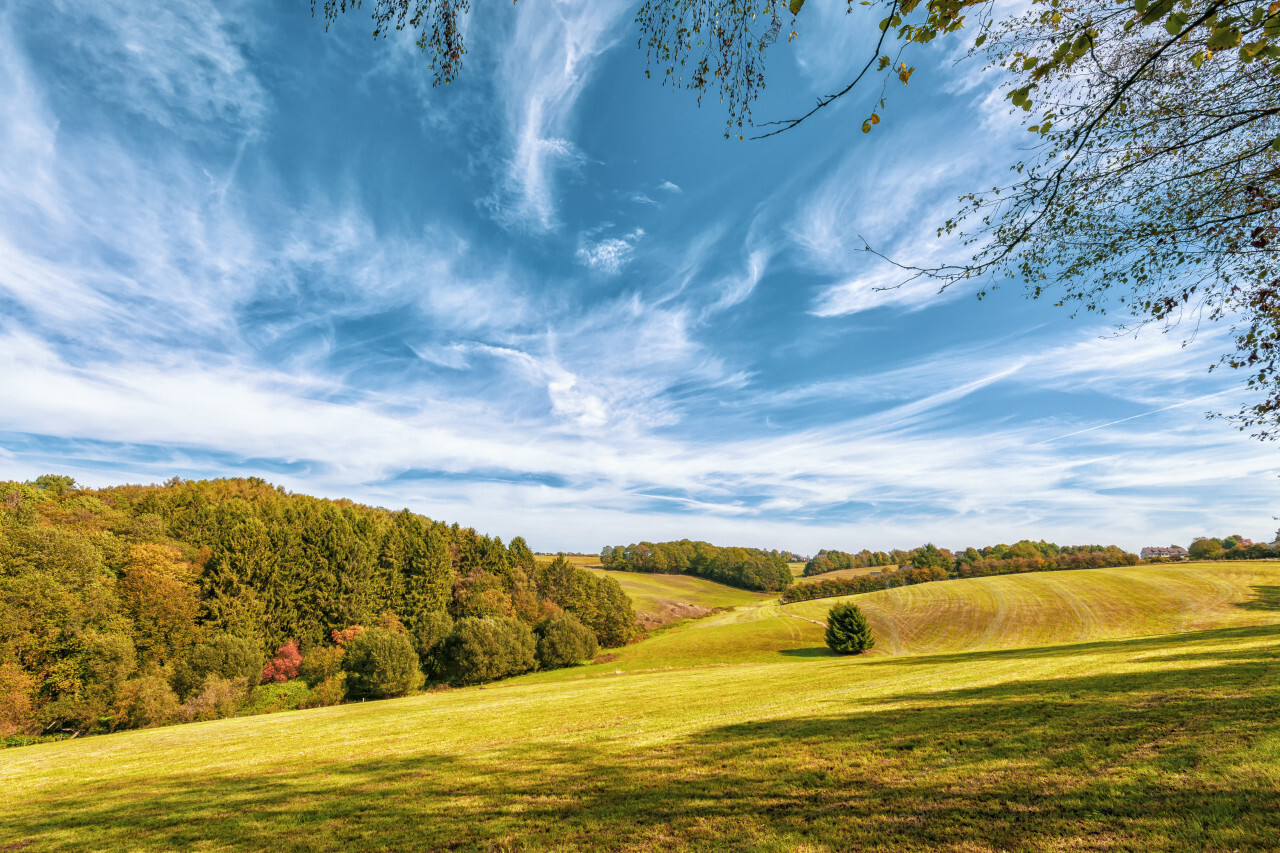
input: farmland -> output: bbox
[3,562,1279,851]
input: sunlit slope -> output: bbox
[3,617,1279,850]
[584,568,774,613]
[546,561,1280,678]
[792,565,894,583]
[787,561,1280,656]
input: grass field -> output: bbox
[586,568,774,613]
[4,562,1280,851]
[792,564,893,583]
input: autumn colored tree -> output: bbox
[261,641,303,683]
[118,543,199,668]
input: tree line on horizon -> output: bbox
[782,541,1141,604]
[599,540,794,592]
[1,476,635,741]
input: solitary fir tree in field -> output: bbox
[825,603,875,655]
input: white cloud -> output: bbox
[491,0,632,230]
[44,0,267,136]
[703,249,769,316]
[576,228,645,274]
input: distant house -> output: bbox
[1140,546,1188,559]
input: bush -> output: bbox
[298,645,345,687]
[534,613,598,670]
[301,674,346,708]
[180,674,249,722]
[343,628,424,699]
[825,603,875,655]
[442,617,537,685]
[410,610,454,677]
[261,641,302,683]
[114,675,180,729]
[173,633,262,700]
[239,679,312,715]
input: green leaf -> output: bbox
[1140,0,1175,25]
[1271,136,1280,152]
[789,0,805,14]
[1190,50,1205,68]
[1207,27,1242,49]
[1165,11,1188,35]
[975,33,987,47]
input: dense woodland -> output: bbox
[784,541,1141,603]
[600,540,793,591]
[1,476,634,740]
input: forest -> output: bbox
[1,476,635,740]
[783,541,1141,603]
[600,540,793,591]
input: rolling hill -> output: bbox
[3,561,1279,851]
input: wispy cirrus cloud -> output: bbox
[2,0,1273,557]
[577,227,646,275]
[489,0,631,231]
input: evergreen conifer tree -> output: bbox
[825,603,875,655]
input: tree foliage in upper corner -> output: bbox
[824,602,876,654]
[311,0,471,86]
[637,0,1280,437]
[316,0,1280,437]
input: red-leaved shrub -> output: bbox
[261,641,302,683]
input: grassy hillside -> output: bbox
[787,561,1280,655]
[792,564,893,583]
[584,567,774,630]
[4,562,1279,851]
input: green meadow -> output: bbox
[3,561,1280,851]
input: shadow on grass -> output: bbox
[1237,585,1280,611]
[776,647,835,658]
[848,622,1280,670]
[3,626,1279,852]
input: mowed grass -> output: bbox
[4,563,1280,852]
[584,568,774,615]
[792,564,894,583]
[786,561,1280,655]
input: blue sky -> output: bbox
[0,0,1275,553]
